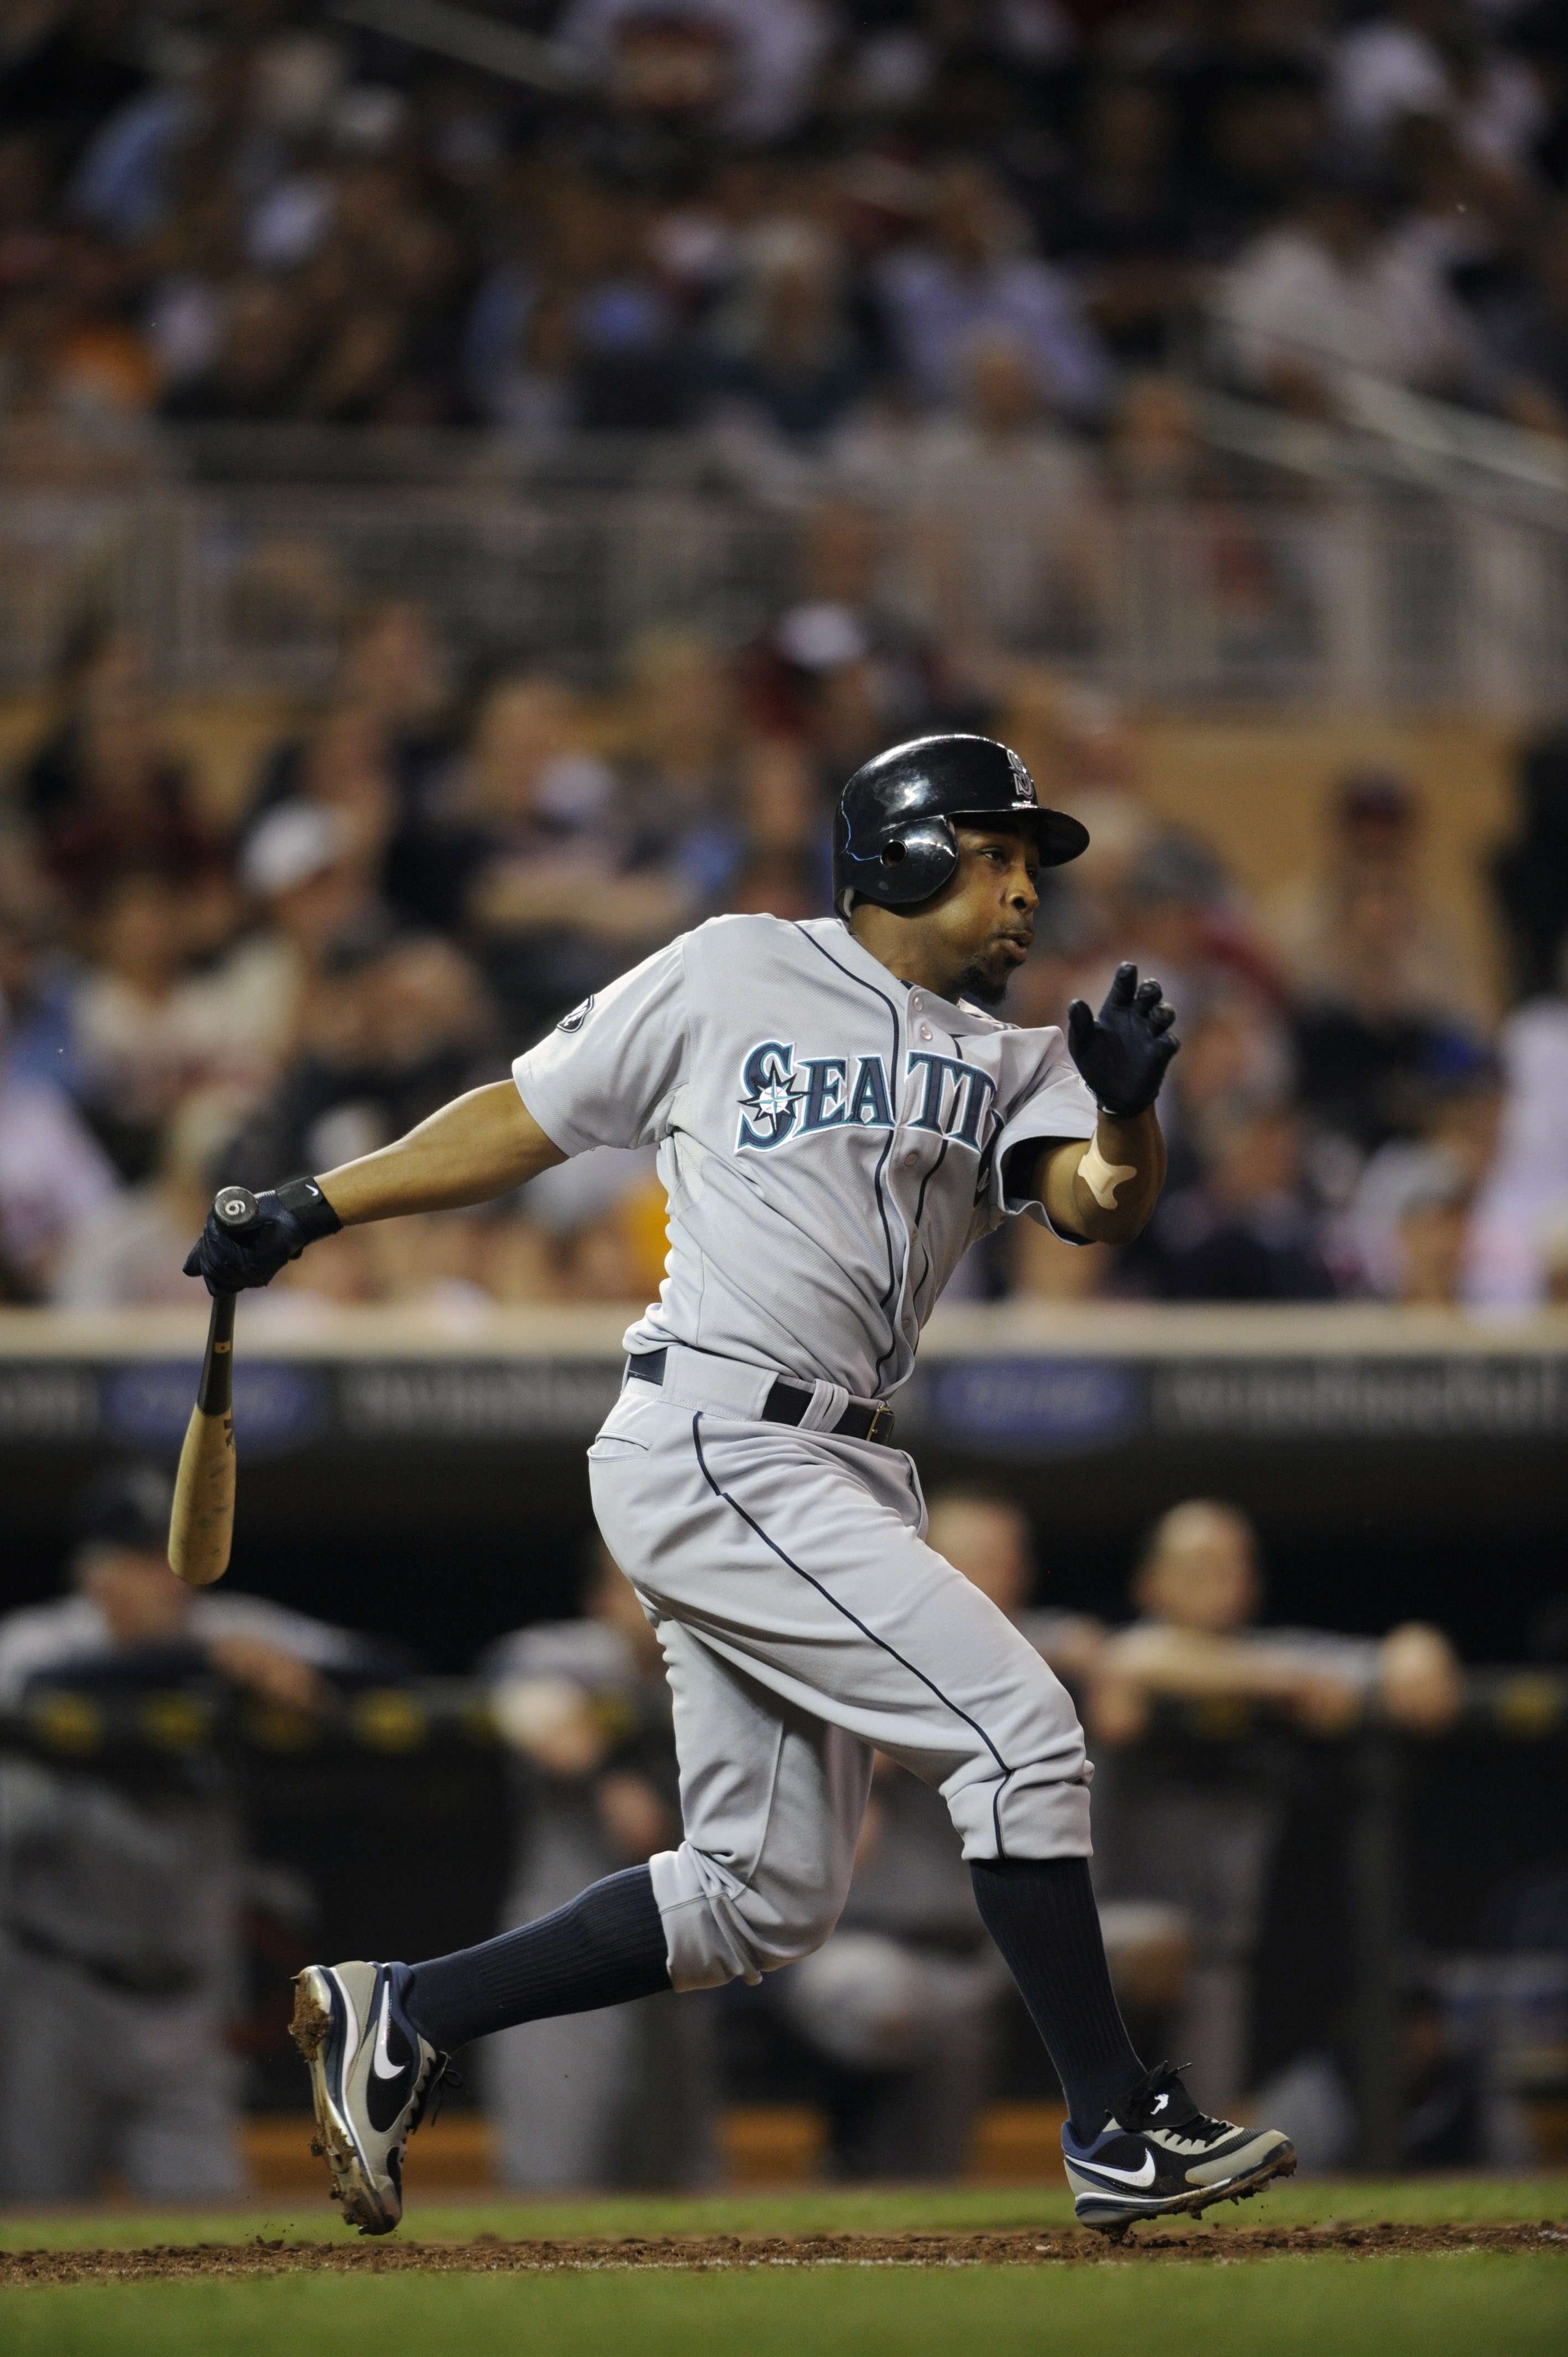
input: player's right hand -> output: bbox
[183,1176,342,1295]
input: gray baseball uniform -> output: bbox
[514,913,1099,1996]
[0,1592,376,2200]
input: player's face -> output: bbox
[78,1547,194,1646]
[928,825,1041,1007]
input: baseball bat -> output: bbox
[168,1185,258,1587]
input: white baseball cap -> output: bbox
[241,802,352,899]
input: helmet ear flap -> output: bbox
[837,813,958,910]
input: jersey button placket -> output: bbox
[897,996,920,1174]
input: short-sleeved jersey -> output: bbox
[513,914,1097,1398]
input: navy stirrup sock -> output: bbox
[971,1855,1146,2140]
[403,1864,672,2053]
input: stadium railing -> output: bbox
[2,421,1568,711]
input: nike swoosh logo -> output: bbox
[370,1990,405,2085]
[1075,2151,1157,2188]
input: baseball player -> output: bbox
[185,733,1294,2236]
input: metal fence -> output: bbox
[4,425,1568,711]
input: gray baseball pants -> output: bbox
[587,1347,1092,1995]
[0,1946,244,2201]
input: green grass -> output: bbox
[3,2255,1566,2357]
[3,2180,1564,2356]
[1,2173,1562,2250]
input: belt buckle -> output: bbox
[865,1399,895,1445]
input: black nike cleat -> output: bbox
[1061,2060,1296,2237]
[291,1960,447,2234]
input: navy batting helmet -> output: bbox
[833,734,1089,915]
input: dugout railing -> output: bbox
[1,1670,1563,2170]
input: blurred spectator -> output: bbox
[705,217,869,445]
[1138,1100,1335,1300]
[1187,47,1330,262]
[1345,1058,1502,1299]
[556,0,832,147]
[1385,1154,1474,1303]
[1495,201,1568,436]
[481,1542,713,2189]
[466,264,577,435]
[1272,769,1479,1014]
[476,168,695,435]
[248,602,461,930]
[68,870,265,1180]
[52,1087,239,1309]
[0,131,59,295]
[19,622,224,915]
[1049,70,1206,363]
[1465,946,1568,1306]
[905,333,1105,655]
[1330,2,1545,179]
[614,629,747,900]
[0,5,149,177]
[250,705,399,894]
[0,889,78,1089]
[227,800,386,1073]
[1543,1205,1568,1305]
[67,37,202,244]
[1271,769,1486,1154]
[158,274,312,421]
[219,927,496,1193]
[1255,1983,1487,2173]
[1218,164,1486,414]
[742,497,972,780]
[725,733,832,917]
[1494,718,1568,1005]
[0,995,116,1300]
[455,673,687,1045]
[0,1461,384,2202]
[875,158,1113,424]
[1087,1499,1462,2111]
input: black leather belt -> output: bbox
[627,1349,895,1444]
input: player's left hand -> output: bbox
[1066,963,1179,1118]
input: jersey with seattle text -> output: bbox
[512,915,1097,1399]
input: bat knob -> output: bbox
[214,1185,259,1232]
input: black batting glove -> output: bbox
[183,1175,343,1296]
[1066,963,1179,1119]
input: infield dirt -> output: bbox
[2,2220,1562,2282]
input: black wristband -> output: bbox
[274,1174,344,1241]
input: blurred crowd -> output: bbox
[5,1,1568,465]
[4,1461,1511,2201]
[1,585,1566,1313]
